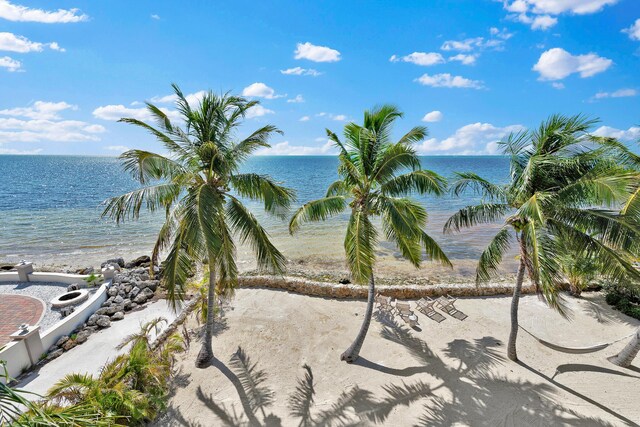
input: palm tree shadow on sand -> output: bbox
[166,317,620,426]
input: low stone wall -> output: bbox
[238,275,537,299]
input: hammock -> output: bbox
[519,326,635,354]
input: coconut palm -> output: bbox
[444,114,640,361]
[289,105,451,363]
[103,84,294,367]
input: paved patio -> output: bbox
[0,295,44,347]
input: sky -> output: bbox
[0,0,639,156]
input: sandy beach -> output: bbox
[156,289,640,426]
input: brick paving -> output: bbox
[0,294,44,347]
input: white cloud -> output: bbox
[389,52,445,66]
[415,122,525,154]
[280,66,322,76]
[449,54,477,65]
[501,1,617,30]
[552,82,565,89]
[0,101,76,120]
[0,117,105,143]
[0,145,42,154]
[533,48,612,80]
[415,73,484,89]
[245,104,274,119]
[242,82,284,99]
[0,0,88,23]
[294,42,341,62]
[0,32,64,53]
[441,37,484,52]
[150,14,160,20]
[105,145,130,153]
[422,110,443,122]
[287,94,304,103]
[594,88,637,99]
[0,55,21,71]
[299,116,310,122]
[92,104,179,122]
[332,114,347,121]
[593,125,640,141]
[255,140,336,155]
[623,19,640,41]
[149,90,207,106]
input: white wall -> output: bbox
[0,341,30,384]
[0,272,89,284]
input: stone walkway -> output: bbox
[16,299,179,397]
[0,295,44,346]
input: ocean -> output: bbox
[0,155,511,274]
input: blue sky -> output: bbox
[0,0,639,155]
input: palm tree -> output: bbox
[103,84,294,367]
[289,105,451,363]
[444,114,640,361]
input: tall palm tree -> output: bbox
[444,114,640,361]
[289,105,451,363]
[103,84,294,367]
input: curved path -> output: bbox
[0,294,44,346]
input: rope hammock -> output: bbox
[519,326,636,354]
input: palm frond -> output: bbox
[289,196,347,234]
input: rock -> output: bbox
[102,257,125,268]
[87,314,99,326]
[125,255,151,269]
[67,283,80,291]
[106,304,124,315]
[60,306,75,317]
[129,302,138,311]
[142,287,155,298]
[95,307,110,316]
[84,325,98,333]
[130,286,141,298]
[133,293,148,304]
[107,286,119,297]
[138,280,159,291]
[55,335,70,347]
[113,295,124,305]
[75,330,91,344]
[62,340,77,351]
[139,272,150,281]
[46,349,64,361]
[75,267,94,275]
[111,311,125,321]
[123,284,132,294]
[122,299,133,310]
[338,278,351,284]
[103,262,121,272]
[96,315,111,328]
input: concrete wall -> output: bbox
[40,280,110,351]
[0,272,89,284]
[0,341,30,384]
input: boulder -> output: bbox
[86,314,99,326]
[125,255,151,269]
[55,335,70,347]
[62,340,77,351]
[96,315,111,328]
[102,257,125,268]
[138,280,159,292]
[107,286,119,297]
[84,326,98,333]
[139,272,150,281]
[75,267,94,275]
[122,299,133,310]
[67,283,80,291]
[130,286,141,298]
[46,349,64,361]
[113,295,124,305]
[106,304,124,315]
[133,293,148,304]
[94,307,110,316]
[103,262,121,272]
[142,287,155,298]
[75,330,91,344]
[111,311,125,321]
[128,302,138,311]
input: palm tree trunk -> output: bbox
[341,275,375,363]
[609,327,640,368]
[196,263,216,368]
[507,250,527,362]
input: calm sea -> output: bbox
[0,155,510,269]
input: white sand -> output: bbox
[156,289,640,426]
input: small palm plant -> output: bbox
[103,84,294,367]
[445,114,640,361]
[290,105,451,363]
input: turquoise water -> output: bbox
[0,155,510,268]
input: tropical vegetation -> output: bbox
[102,84,295,367]
[444,114,640,361]
[289,105,451,362]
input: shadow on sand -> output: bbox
[160,315,627,426]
